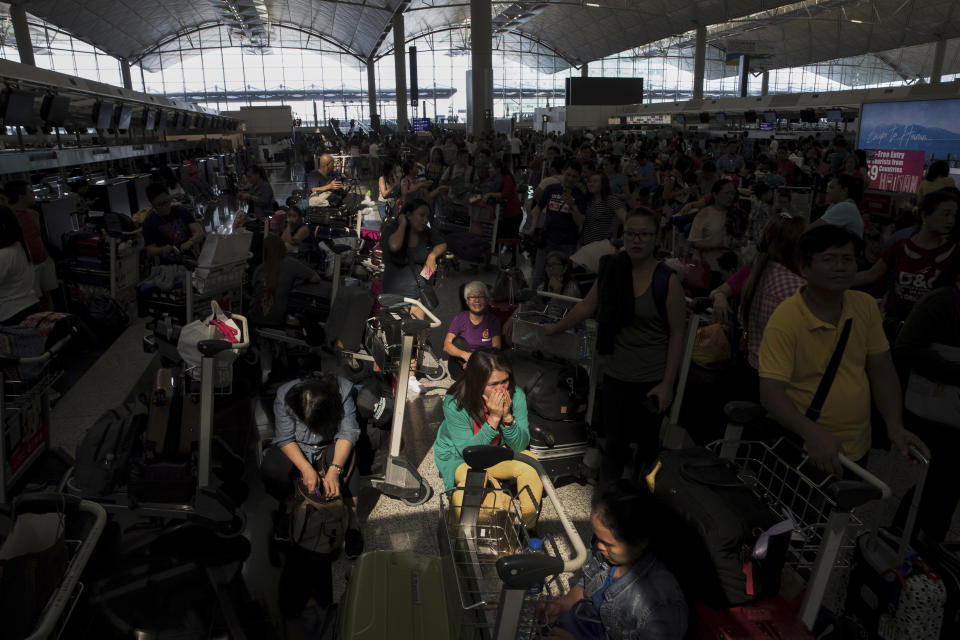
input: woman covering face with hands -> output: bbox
[433,348,543,529]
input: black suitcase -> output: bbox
[527,415,590,483]
[325,284,374,352]
[652,447,791,609]
[511,351,588,422]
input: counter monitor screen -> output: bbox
[826,109,843,123]
[714,112,727,124]
[762,111,777,124]
[40,95,69,126]
[94,102,114,130]
[2,91,35,126]
[143,109,156,131]
[116,105,133,131]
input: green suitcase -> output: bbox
[340,550,457,640]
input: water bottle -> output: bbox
[526,537,545,596]
[576,323,589,359]
[584,318,598,355]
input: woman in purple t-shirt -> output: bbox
[443,281,502,379]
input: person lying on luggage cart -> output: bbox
[142,183,206,260]
[542,480,689,640]
[433,348,542,530]
[758,225,930,478]
[443,281,502,380]
[261,373,364,558]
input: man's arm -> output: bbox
[544,281,598,335]
[865,351,931,459]
[759,377,844,476]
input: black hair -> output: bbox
[920,187,959,216]
[447,348,516,427]
[753,182,772,198]
[717,251,739,272]
[591,479,657,548]
[247,164,267,180]
[0,206,27,256]
[624,206,661,232]
[797,224,861,267]
[283,374,345,440]
[145,182,169,204]
[564,159,583,174]
[711,178,735,195]
[831,173,863,203]
[3,180,29,205]
[925,160,950,182]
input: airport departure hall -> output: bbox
[1,0,960,638]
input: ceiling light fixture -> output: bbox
[585,2,601,6]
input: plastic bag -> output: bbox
[692,323,732,368]
[176,301,240,372]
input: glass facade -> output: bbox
[0,5,955,122]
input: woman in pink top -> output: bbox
[710,214,806,383]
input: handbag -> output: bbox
[904,343,960,428]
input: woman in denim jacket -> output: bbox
[261,373,364,557]
[544,480,688,640]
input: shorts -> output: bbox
[34,257,58,295]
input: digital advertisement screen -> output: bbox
[714,112,727,124]
[762,111,777,124]
[858,99,960,162]
[412,117,431,132]
[826,109,843,123]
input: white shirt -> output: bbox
[0,244,39,322]
[510,137,521,154]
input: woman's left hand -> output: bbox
[322,467,341,500]
[646,382,673,415]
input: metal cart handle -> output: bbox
[838,453,891,500]
[376,295,442,329]
[463,446,588,575]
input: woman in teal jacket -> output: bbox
[434,348,541,528]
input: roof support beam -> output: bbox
[9,2,35,67]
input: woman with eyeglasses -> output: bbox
[443,280,502,380]
[433,347,542,529]
[545,208,686,486]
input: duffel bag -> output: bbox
[653,447,792,609]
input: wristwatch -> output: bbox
[330,463,345,475]
[501,417,515,428]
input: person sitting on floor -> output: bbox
[543,479,688,640]
[433,348,541,529]
[261,373,364,558]
[443,281,502,380]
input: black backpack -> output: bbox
[511,352,589,422]
[74,400,148,496]
[288,482,349,555]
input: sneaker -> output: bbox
[407,377,422,395]
[345,528,364,559]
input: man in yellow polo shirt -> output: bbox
[759,225,929,476]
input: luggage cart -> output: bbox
[705,433,891,631]
[6,493,108,640]
[436,203,502,269]
[338,446,589,640]
[438,446,589,639]
[0,328,76,503]
[776,185,814,222]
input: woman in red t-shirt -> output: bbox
[855,189,958,328]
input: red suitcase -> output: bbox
[696,597,814,640]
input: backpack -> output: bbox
[511,352,589,422]
[288,482,350,555]
[74,399,148,496]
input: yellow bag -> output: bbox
[692,323,732,368]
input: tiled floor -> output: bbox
[39,201,960,637]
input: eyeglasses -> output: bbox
[466,295,487,301]
[623,230,656,241]
[546,262,565,268]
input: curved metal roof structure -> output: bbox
[8,0,960,82]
